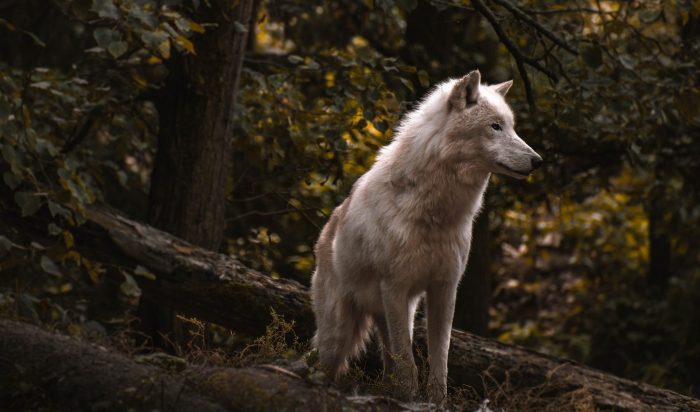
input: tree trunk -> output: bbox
[0,320,405,412]
[63,205,699,411]
[149,0,254,251]
[648,187,671,290]
[453,206,491,336]
[86,205,314,341]
[142,0,255,348]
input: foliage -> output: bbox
[1,0,700,399]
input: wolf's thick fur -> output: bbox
[311,70,541,401]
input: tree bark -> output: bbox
[143,0,255,348]
[0,320,405,412]
[72,205,700,412]
[148,0,254,250]
[648,186,671,290]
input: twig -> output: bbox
[429,0,475,11]
[521,7,613,15]
[472,0,557,109]
[227,207,319,222]
[515,58,535,109]
[491,0,578,55]
[472,0,559,82]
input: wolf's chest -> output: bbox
[375,220,472,279]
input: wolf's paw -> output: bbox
[427,380,447,406]
[391,364,419,400]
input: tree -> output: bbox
[148,0,254,251]
[137,0,255,347]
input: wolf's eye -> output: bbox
[491,123,502,131]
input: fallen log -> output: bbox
[55,206,700,411]
[0,320,407,411]
[85,206,315,340]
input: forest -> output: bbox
[1,0,699,410]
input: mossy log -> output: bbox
[0,320,407,411]
[68,206,700,411]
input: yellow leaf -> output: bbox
[63,230,74,249]
[158,38,171,59]
[83,259,105,283]
[147,55,162,65]
[190,21,205,33]
[175,35,195,55]
[65,250,81,264]
[132,72,148,87]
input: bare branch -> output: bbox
[490,0,578,55]
[472,0,559,109]
[521,7,614,15]
[515,58,535,109]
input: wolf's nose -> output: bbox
[531,156,543,170]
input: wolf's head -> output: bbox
[442,70,542,180]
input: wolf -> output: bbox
[311,70,542,402]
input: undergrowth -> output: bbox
[0,304,603,411]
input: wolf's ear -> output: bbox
[449,70,481,111]
[493,80,513,97]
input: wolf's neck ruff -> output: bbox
[385,139,489,228]
[378,90,491,227]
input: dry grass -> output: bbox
[5,308,601,411]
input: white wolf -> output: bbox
[311,70,542,402]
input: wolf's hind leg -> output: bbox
[315,297,372,378]
[373,314,395,378]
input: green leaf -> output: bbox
[48,200,71,220]
[14,192,42,217]
[48,223,62,236]
[418,70,430,88]
[107,41,128,58]
[131,7,157,27]
[134,265,156,281]
[399,0,418,11]
[288,55,304,64]
[399,77,414,93]
[120,273,141,298]
[3,172,20,189]
[619,55,638,70]
[141,31,170,58]
[302,59,320,71]
[93,27,121,50]
[2,144,16,164]
[233,21,248,33]
[91,0,119,19]
[0,235,17,253]
[40,255,61,277]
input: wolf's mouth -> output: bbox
[496,162,530,177]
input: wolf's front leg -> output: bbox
[379,280,419,398]
[426,280,459,404]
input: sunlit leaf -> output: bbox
[174,35,195,54]
[14,192,42,217]
[40,255,61,277]
[91,0,119,19]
